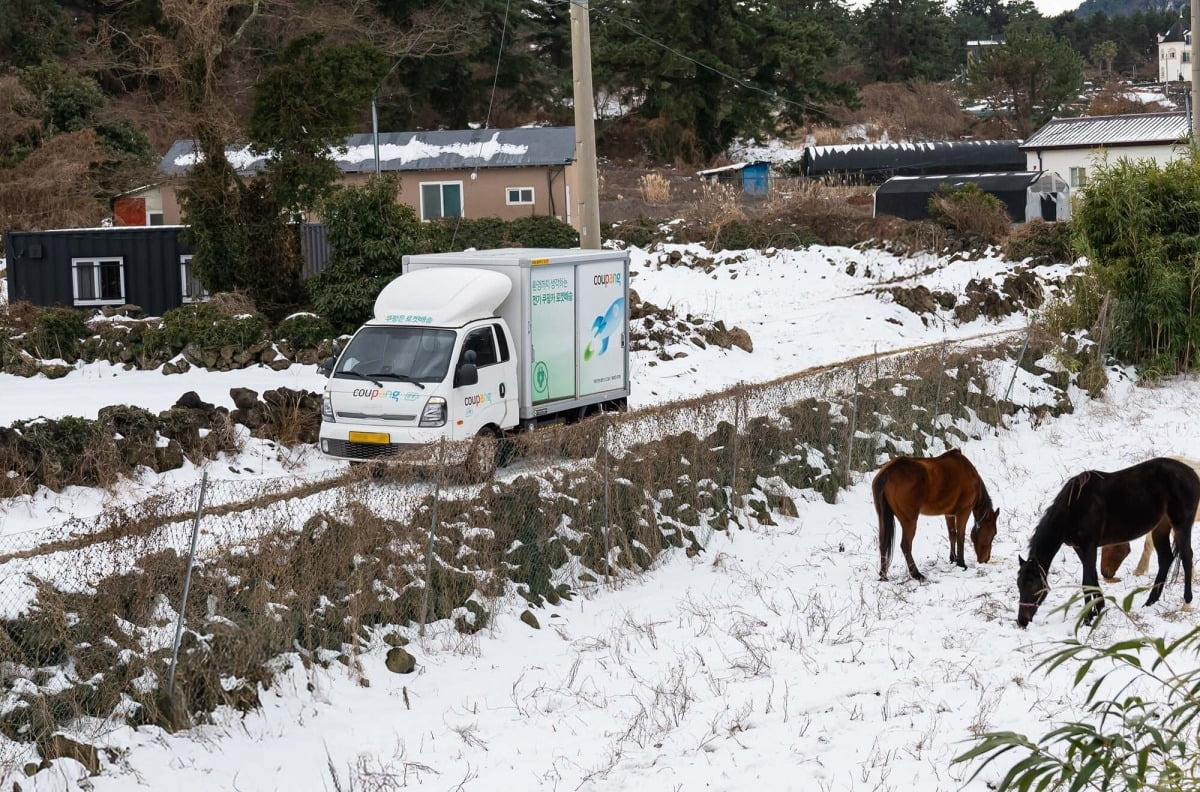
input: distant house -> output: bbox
[1157,16,1191,83]
[873,171,1070,224]
[801,140,1025,185]
[696,161,771,195]
[966,39,1002,65]
[1020,111,1190,191]
[112,126,582,230]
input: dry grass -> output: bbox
[835,82,975,143]
[638,173,672,205]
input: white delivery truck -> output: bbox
[317,247,631,472]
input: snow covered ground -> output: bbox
[8,241,1199,791]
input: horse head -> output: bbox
[971,507,1000,563]
[1016,554,1048,628]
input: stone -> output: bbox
[38,734,99,775]
[728,327,753,353]
[267,358,291,371]
[175,391,214,410]
[385,647,416,674]
[229,388,260,410]
[519,610,540,630]
[38,364,71,380]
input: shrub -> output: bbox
[928,183,1011,244]
[1004,218,1074,264]
[27,307,87,361]
[1074,155,1200,373]
[438,217,510,250]
[273,313,334,350]
[505,215,579,248]
[161,303,268,354]
[639,173,672,204]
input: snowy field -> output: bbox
[7,242,1200,790]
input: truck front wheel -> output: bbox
[464,428,500,482]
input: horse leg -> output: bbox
[954,508,969,570]
[900,517,925,581]
[1168,505,1195,605]
[944,515,957,564]
[1133,533,1154,577]
[1146,524,1174,607]
[1076,545,1105,624]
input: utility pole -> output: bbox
[570,0,602,249]
[1193,0,1200,144]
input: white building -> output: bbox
[1020,111,1190,192]
[1158,17,1190,83]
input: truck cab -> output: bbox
[317,247,631,465]
[318,267,520,461]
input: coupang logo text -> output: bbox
[463,392,495,407]
[352,388,421,402]
[593,272,622,286]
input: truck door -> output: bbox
[454,325,509,434]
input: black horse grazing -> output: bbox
[1017,457,1200,628]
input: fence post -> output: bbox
[930,342,947,437]
[603,423,613,585]
[419,437,446,637]
[1004,328,1032,403]
[844,365,860,487]
[167,470,208,701]
[730,388,742,525]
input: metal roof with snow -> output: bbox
[1020,112,1188,151]
[158,126,577,176]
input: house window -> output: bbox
[1186,52,1192,63]
[72,257,125,306]
[147,211,164,226]
[506,187,535,205]
[180,255,208,302]
[1069,167,1087,189]
[420,182,463,221]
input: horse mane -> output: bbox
[1028,470,1099,556]
[973,478,994,521]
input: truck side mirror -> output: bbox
[455,362,478,388]
[317,355,336,377]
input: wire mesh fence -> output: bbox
[0,331,1047,753]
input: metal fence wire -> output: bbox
[0,332,1041,744]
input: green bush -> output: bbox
[162,303,268,354]
[438,217,510,250]
[505,215,579,248]
[1004,218,1074,264]
[273,313,334,350]
[27,307,87,360]
[1074,155,1200,373]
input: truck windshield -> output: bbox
[334,326,456,385]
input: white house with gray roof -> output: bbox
[1020,111,1190,191]
[112,126,582,230]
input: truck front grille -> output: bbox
[325,439,405,460]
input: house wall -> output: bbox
[1159,40,1191,82]
[5,227,192,317]
[130,164,577,229]
[1024,143,1188,189]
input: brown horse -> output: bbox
[873,449,1000,581]
[1099,455,1200,581]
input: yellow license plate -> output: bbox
[349,431,391,444]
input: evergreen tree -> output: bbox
[594,0,857,163]
[856,0,959,82]
[964,18,1084,137]
[308,176,439,333]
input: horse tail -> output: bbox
[873,466,896,573]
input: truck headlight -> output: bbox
[419,396,447,427]
[321,393,335,422]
